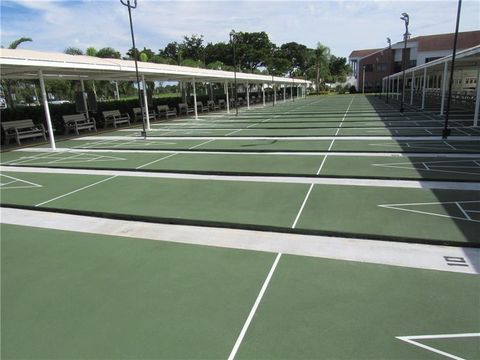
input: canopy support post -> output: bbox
[141,74,151,130]
[262,84,266,106]
[192,78,198,120]
[410,70,415,105]
[246,83,250,109]
[421,67,427,110]
[39,70,56,151]
[225,81,230,114]
[440,61,448,115]
[474,69,480,127]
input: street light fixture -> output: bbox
[399,12,410,113]
[386,37,391,103]
[120,0,147,139]
[229,30,239,116]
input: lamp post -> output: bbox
[386,37,391,103]
[443,0,462,139]
[229,30,239,116]
[120,0,146,139]
[399,12,410,113]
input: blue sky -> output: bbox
[1,0,479,59]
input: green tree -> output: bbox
[180,34,205,62]
[233,31,274,72]
[329,55,351,83]
[279,42,309,75]
[2,37,33,108]
[96,47,121,59]
[305,43,331,94]
[86,47,97,56]
[159,42,182,64]
[204,42,232,66]
[64,47,84,55]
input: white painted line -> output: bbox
[13,148,480,158]
[72,135,480,141]
[188,139,216,150]
[228,253,282,360]
[35,175,117,207]
[3,166,480,190]
[456,202,472,221]
[291,183,315,229]
[396,333,480,360]
[135,153,178,170]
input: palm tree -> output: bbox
[2,37,33,108]
[305,43,331,95]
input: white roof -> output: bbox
[0,49,310,85]
[384,45,480,79]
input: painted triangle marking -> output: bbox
[0,174,42,190]
[379,200,480,223]
[372,159,480,176]
[396,333,480,360]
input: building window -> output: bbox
[364,64,373,72]
[375,63,387,72]
[425,57,441,63]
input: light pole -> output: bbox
[229,30,239,116]
[400,12,410,113]
[386,37,391,103]
[120,0,146,139]
[443,0,462,139]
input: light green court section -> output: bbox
[1,171,479,243]
[3,151,480,181]
[236,254,480,360]
[1,224,274,359]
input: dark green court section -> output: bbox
[296,184,480,243]
[236,255,480,360]
[1,171,479,244]
[1,224,274,359]
[3,151,480,181]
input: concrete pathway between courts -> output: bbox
[2,207,479,275]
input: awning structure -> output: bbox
[0,48,310,84]
[382,45,480,126]
[0,49,311,151]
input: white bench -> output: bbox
[2,119,46,145]
[196,101,209,113]
[102,110,131,128]
[133,107,157,122]
[157,105,177,119]
[62,114,97,135]
[178,103,195,116]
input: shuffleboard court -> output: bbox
[2,224,478,359]
[3,150,480,181]
[1,169,479,243]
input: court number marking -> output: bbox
[444,256,469,267]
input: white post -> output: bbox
[291,82,294,101]
[80,79,89,115]
[141,74,151,130]
[246,83,250,109]
[283,85,286,102]
[115,81,120,100]
[421,67,427,110]
[192,78,198,120]
[410,70,415,105]
[225,81,230,114]
[474,69,480,127]
[396,77,400,100]
[38,70,56,151]
[440,61,448,115]
[262,84,266,106]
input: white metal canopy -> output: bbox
[0,48,311,85]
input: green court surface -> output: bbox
[2,94,480,359]
[2,151,480,181]
[1,170,479,243]
[2,225,479,359]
